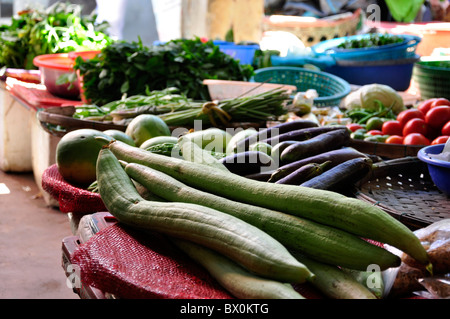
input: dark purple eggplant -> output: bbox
[280,128,351,164]
[260,125,347,147]
[300,157,373,191]
[233,119,319,153]
[244,171,274,182]
[268,147,368,183]
[219,151,274,176]
[275,161,331,185]
[270,140,300,160]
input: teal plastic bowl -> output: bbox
[251,66,351,107]
[417,144,450,196]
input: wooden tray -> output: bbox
[353,157,450,230]
[349,139,424,159]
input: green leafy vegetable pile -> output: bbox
[73,38,254,105]
[336,33,404,50]
[418,60,450,69]
[0,2,112,70]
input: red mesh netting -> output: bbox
[70,223,234,299]
[42,164,107,213]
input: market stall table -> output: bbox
[0,75,83,206]
[41,151,448,300]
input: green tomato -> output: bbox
[365,117,384,131]
[351,131,366,140]
[364,135,389,143]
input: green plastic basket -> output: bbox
[251,66,351,107]
[412,60,450,100]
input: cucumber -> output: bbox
[226,128,257,154]
[172,238,306,299]
[124,161,401,270]
[96,147,314,283]
[179,128,231,153]
[108,140,429,266]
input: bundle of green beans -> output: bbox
[73,87,290,127]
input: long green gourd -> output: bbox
[124,161,400,271]
[108,140,429,266]
[96,147,314,284]
[171,238,306,299]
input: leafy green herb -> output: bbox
[0,2,112,69]
[418,60,450,69]
[74,38,254,105]
[336,33,404,50]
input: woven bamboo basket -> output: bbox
[349,139,424,159]
[262,9,361,47]
[353,157,450,230]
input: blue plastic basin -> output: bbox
[213,41,259,65]
[417,144,450,196]
[324,55,419,91]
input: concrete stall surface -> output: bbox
[0,169,78,299]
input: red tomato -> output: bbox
[403,133,430,146]
[385,135,404,144]
[396,109,424,127]
[442,121,450,136]
[402,118,428,137]
[431,135,450,145]
[425,105,450,129]
[346,123,364,132]
[425,125,442,141]
[430,98,450,109]
[417,98,437,115]
[381,120,403,136]
[366,130,383,136]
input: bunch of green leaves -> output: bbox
[73,37,254,105]
[0,2,112,69]
[336,33,404,50]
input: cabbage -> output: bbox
[341,84,406,114]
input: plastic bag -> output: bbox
[429,138,450,162]
[415,274,450,299]
[290,89,318,115]
[383,219,450,298]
